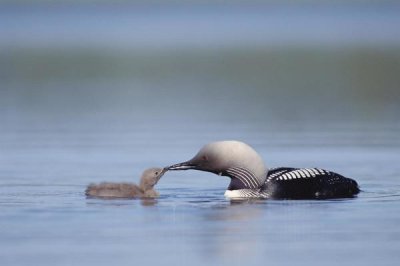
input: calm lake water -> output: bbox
[1,2,400,266]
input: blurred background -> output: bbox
[1,0,400,180]
[1,1,400,266]
[1,0,399,149]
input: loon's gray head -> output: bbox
[167,141,268,189]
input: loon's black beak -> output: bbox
[167,161,197,171]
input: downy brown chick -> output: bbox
[85,167,165,198]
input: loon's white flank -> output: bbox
[224,189,268,199]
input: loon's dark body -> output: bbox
[261,167,360,199]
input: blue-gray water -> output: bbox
[1,2,400,266]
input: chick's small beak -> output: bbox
[166,161,197,171]
[160,168,168,175]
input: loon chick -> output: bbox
[85,167,165,198]
[166,140,359,199]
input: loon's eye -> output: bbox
[202,155,208,161]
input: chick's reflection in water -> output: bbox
[85,168,165,199]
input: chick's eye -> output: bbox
[155,172,159,175]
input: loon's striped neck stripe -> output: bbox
[226,167,261,189]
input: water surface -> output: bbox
[1,2,400,266]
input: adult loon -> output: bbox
[166,140,359,199]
